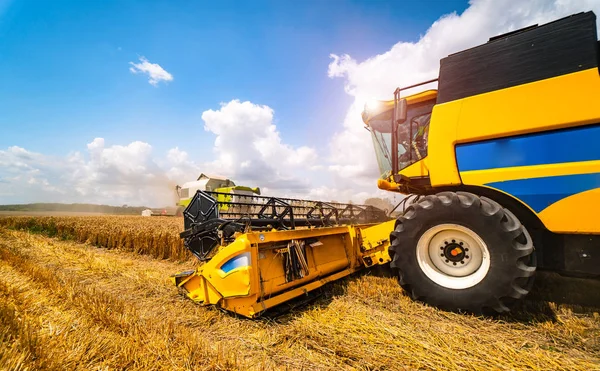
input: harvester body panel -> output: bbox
[430,67,600,234]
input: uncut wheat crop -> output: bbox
[0,215,191,261]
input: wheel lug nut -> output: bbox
[461,261,465,264]
[445,259,449,263]
[465,248,469,252]
[453,262,457,266]
[440,246,444,250]
[465,255,469,259]
[440,253,444,257]
[452,239,456,243]
[444,241,448,245]
[459,242,463,246]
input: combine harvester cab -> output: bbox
[173,190,392,318]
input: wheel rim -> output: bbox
[416,224,490,289]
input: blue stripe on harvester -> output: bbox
[487,173,600,212]
[456,125,600,172]
[220,252,250,274]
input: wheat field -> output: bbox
[0,216,599,370]
[0,216,190,260]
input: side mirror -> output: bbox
[395,98,407,123]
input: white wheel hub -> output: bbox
[416,224,490,289]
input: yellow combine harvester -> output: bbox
[173,11,600,317]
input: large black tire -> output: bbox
[389,191,536,315]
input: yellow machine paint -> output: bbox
[363,67,600,234]
[174,12,600,317]
[433,68,600,234]
[173,222,393,318]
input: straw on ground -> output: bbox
[0,218,599,370]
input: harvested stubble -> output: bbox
[1,226,600,370]
[0,215,191,261]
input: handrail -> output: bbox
[394,78,439,95]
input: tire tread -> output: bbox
[389,191,537,315]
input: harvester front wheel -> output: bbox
[389,191,536,314]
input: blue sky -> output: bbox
[1,0,597,206]
[0,0,468,157]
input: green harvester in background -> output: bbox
[175,173,260,214]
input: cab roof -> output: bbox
[362,89,437,125]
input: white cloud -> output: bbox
[129,56,173,86]
[201,99,319,191]
[0,99,326,206]
[0,139,198,207]
[327,0,600,192]
[0,99,334,206]
[0,99,328,205]
[164,147,201,184]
